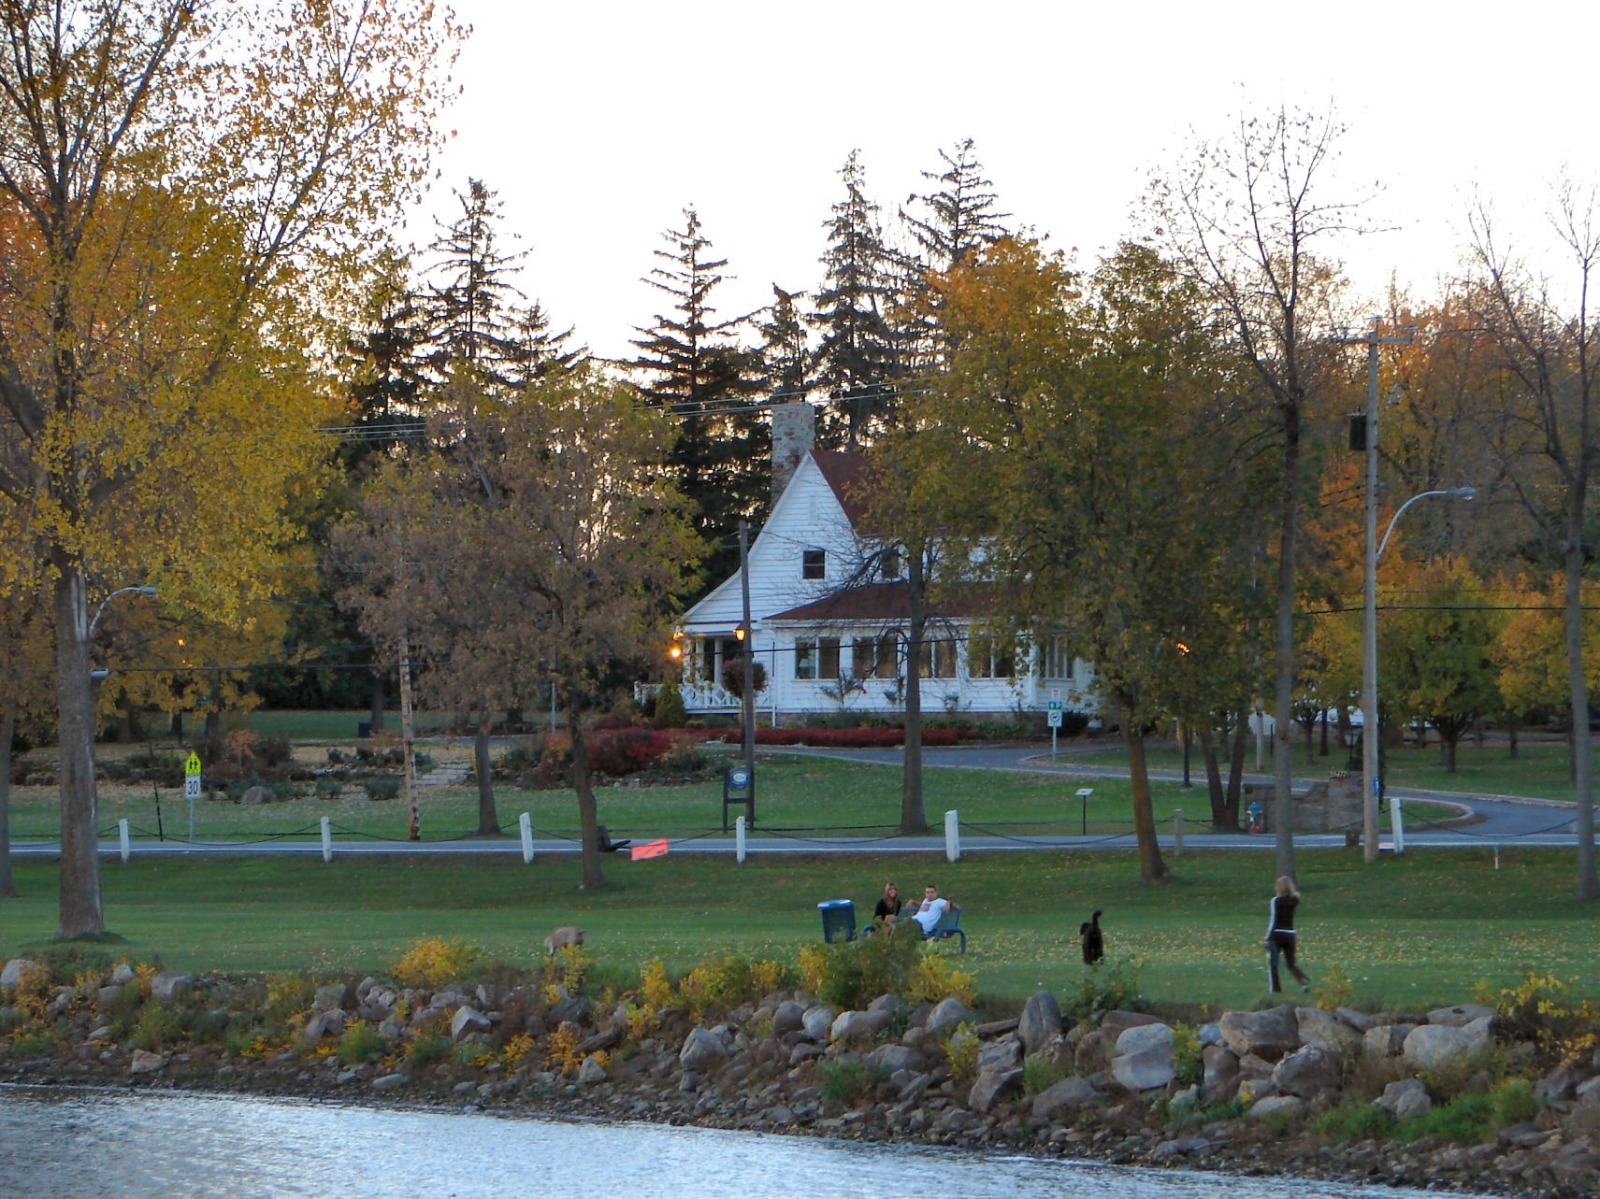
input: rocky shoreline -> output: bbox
[3,956,1598,1198]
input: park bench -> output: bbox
[920,905,966,954]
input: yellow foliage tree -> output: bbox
[0,1,463,937]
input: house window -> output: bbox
[968,634,1015,679]
[852,631,901,679]
[881,546,901,580]
[1040,635,1076,680]
[916,636,959,678]
[795,637,841,680]
[802,549,826,580]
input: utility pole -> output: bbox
[739,519,757,824]
[1341,317,1413,863]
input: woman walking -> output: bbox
[1265,875,1310,993]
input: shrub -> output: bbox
[1064,957,1144,1023]
[407,1033,452,1069]
[393,937,479,989]
[362,777,402,802]
[908,947,978,1009]
[1397,1094,1495,1144]
[129,1001,190,1051]
[543,945,591,995]
[1171,1022,1203,1087]
[946,1023,980,1082]
[265,974,315,1026]
[818,1058,888,1109]
[1315,1098,1397,1142]
[721,659,767,698]
[1023,1053,1064,1095]
[337,1020,387,1065]
[639,959,675,1009]
[654,684,688,729]
[1313,965,1355,1012]
[1479,970,1600,1066]
[586,728,672,776]
[815,930,921,1012]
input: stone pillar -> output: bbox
[771,402,815,506]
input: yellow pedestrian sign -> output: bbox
[185,753,202,802]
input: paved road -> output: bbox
[10,742,1579,860]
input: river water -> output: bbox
[0,1087,1495,1199]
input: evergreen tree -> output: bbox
[900,139,1013,368]
[812,150,906,448]
[629,207,765,582]
[422,178,583,387]
[755,283,811,400]
[341,250,429,474]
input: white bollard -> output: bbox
[1173,808,1184,857]
[119,818,131,862]
[519,812,534,864]
[736,814,747,864]
[320,816,333,863]
[1392,796,1405,855]
[944,809,960,862]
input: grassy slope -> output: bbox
[2,845,1591,1014]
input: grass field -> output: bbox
[2,846,1593,1014]
[0,752,1281,843]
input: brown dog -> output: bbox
[544,925,586,955]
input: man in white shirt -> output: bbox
[910,884,950,935]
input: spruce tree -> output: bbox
[755,283,811,401]
[900,139,1013,367]
[812,149,906,448]
[629,207,765,581]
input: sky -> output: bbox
[411,2,1599,363]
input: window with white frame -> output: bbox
[794,636,841,680]
[967,633,1016,679]
[1040,634,1076,680]
[802,548,826,579]
[852,631,901,679]
[916,635,959,678]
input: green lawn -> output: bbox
[1,847,1593,1013]
[1110,737,1584,803]
[4,753,1286,844]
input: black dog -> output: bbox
[1079,910,1104,965]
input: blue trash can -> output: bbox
[817,900,857,944]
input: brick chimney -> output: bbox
[770,402,815,506]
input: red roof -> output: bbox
[767,582,997,624]
[811,451,874,527]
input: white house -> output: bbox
[652,403,1098,721]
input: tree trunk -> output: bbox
[0,708,17,898]
[1563,517,1598,898]
[1273,428,1301,882]
[170,710,184,742]
[1508,724,1518,759]
[1442,729,1459,773]
[1122,715,1167,881]
[473,718,499,836]
[1226,706,1248,829]
[571,721,606,889]
[54,561,105,937]
[398,632,419,842]
[1198,724,1226,828]
[900,542,929,834]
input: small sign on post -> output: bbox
[1047,696,1064,757]
[184,752,202,801]
[723,764,754,831]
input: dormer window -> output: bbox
[802,549,826,580]
[881,546,901,579]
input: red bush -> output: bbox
[586,727,672,775]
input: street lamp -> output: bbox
[87,586,159,681]
[1361,488,1475,861]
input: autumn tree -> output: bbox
[1379,558,1506,772]
[0,1,462,937]
[337,370,697,885]
[1468,183,1600,898]
[629,208,763,582]
[1153,106,1360,881]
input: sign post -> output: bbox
[184,752,202,841]
[1076,787,1094,838]
[1047,692,1064,758]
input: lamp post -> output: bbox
[1361,488,1475,860]
[87,586,159,682]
